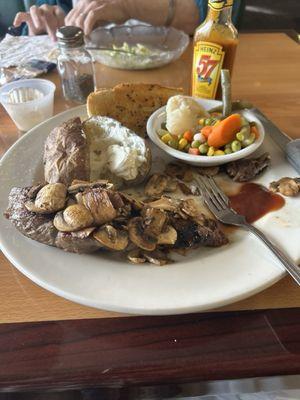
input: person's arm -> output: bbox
[66,0,200,35]
[126,0,200,35]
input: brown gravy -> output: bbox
[228,183,285,223]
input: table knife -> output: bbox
[250,108,300,175]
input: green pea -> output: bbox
[225,143,232,150]
[204,118,215,126]
[236,132,244,141]
[240,117,248,126]
[157,128,169,137]
[225,147,232,154]
[199,143,209,154]
[168,138,178,149]
[191,140,201,148]
[240,124,250,136]
[243,132,256,147]
[231,140,241,152]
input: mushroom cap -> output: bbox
[68,180,114,194]
[25,183,67,214]
[77,188,117,225]
[270,177,300,197]
[157,225,177,245]
[127,249,146,264]
[93,225,128,250]
[54,204,94,232]
[127,217,157,251]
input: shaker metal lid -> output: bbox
[56,26,84,47]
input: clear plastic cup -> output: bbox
[0,79,56,132]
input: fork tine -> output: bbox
[195,175,223,212]
[207,176,229,205]
[197,175,227,211]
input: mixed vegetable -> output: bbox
[157,112,259,156]
[157,69,259,157]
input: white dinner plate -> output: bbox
[0,101,299,315]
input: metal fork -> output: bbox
[194,175,300,285]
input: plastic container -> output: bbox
[0,79,56,132]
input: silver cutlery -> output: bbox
[195,175,300,285]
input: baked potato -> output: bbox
[44,116,151,188]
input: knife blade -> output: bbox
[249,107,300,175]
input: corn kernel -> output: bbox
[161,133,173,144]
[214,150,225,156]
[178,138,188,150]
[207,146,215,156]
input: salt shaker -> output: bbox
[56,26,95,104]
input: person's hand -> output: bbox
[13,5,65,41]
[65,0,129,35]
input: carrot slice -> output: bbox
[251,125,259,139]
[201,126,213,139]
[188,148,200,155]
[183,130,193,142]
[207,114,242,148]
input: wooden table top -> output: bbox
[1,31,300,392]
[0,33,300,324]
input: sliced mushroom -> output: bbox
[145,173,178,197]
[127,217,157,251]
[179,198,201,219]
[70,227,96,239]
[147,196,178,212]
[25,183,67,214]
[269,177,300,197]
[141,207,167,236]
[165,163,187,180]
[93,225,128,251]
[120,193,144,211]
[68,180,114,194]
[142,250,171,266]
[54,204,94,232]
[76,188,117,225]
[157,225,177,245]
[127,249,146,264]
[145,174,169,197]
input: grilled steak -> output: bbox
[171,215,228,249]
[4,186,58,246]
[225,153,270,182]
[56,230,101,253]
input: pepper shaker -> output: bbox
[56,26,95,104]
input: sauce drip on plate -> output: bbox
[228,183,285,223]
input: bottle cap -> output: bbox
[56,26,84,48]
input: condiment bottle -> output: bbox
[191,0,238,100]
[56,26,95,104]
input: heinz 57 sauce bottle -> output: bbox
[192,0,238,99]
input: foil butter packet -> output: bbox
[0,60,57,86]
[0,34,58,86]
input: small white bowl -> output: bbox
[146,98,265,167]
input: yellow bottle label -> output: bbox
[208,0,233,11]
[192,41,225,99]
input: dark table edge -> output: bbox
[0,307,300,392]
